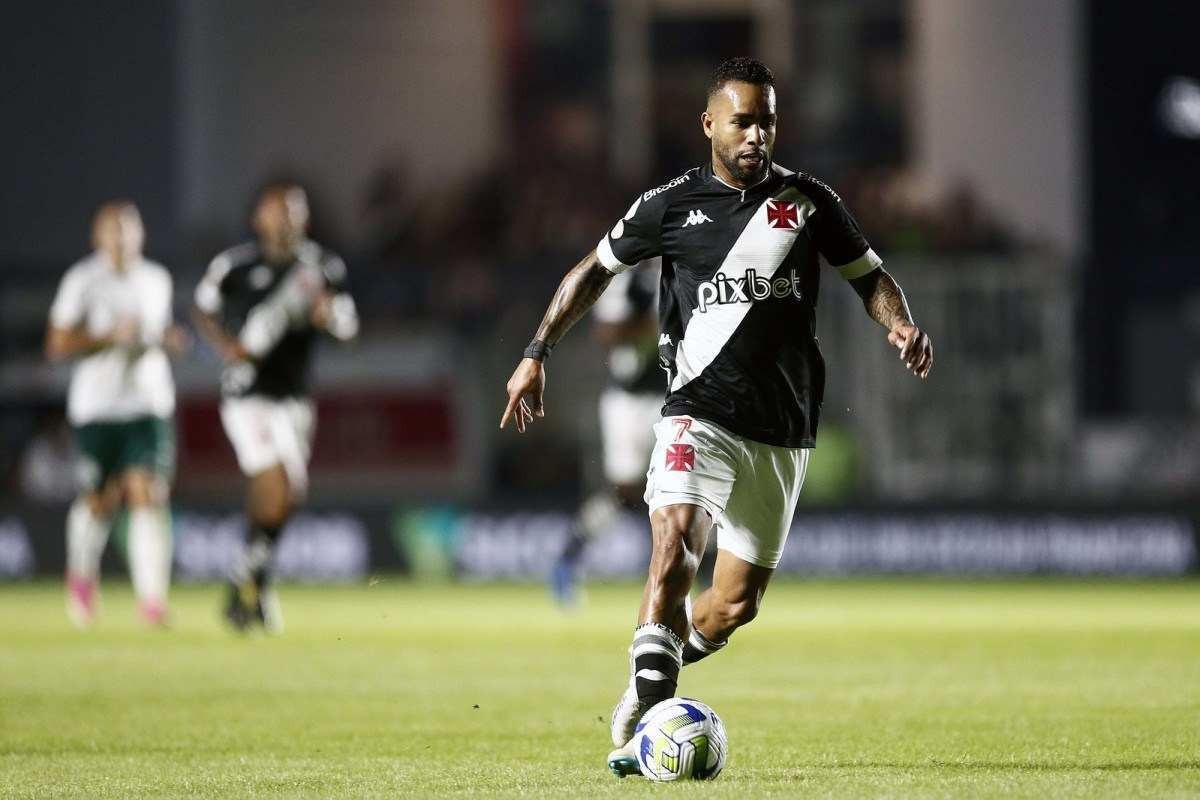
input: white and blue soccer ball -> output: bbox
[633,697,727,781]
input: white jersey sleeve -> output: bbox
[195,251,233,314]
[48,263,89,330]
[138,265,174,347]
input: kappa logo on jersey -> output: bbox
[665,443,695,472]
[682,209,714,228]
[696,269,804,313]
[766,200,800,230]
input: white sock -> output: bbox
[128,507,172,606]
[66,498,111,580]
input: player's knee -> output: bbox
[122,471,166,508]
[84,490,115,517]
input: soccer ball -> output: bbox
[633,697,727,781]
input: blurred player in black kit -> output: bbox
[551,260,663,606]
[500,58,932,775]
[193,184,359,632]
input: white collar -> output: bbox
[711,168,771,201]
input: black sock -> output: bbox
[682,627,727,665]
[250,523,282,588]
[631,622,684,707]
[232,523,281,591]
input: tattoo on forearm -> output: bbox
[851,269,913,330]
[534,251,614,345]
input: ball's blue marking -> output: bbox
[675,701,707,722]
[638,734,653,768]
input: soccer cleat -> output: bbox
[137,599,170,628]
[607,739,640,778]
[610,676,650,747]
[222,580,263,632]
[65,573,98,629]
[223,580,284,634]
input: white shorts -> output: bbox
[599,388,663,485]
[220,396,315,497]
[643,415,809,569]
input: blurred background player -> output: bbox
[551,259,663,606]
[46,201,182,628]
[192,184,359,632]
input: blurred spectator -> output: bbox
[18,411,77,504]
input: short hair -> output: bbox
[707,57,775,99]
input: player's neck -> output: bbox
[261,240,297,264]
[710,156,767,191]
[100,250,132,273]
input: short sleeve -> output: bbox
[808,182,883,280]
[596,193,664,274]
[195,253,232,314]
[140,268,173,346]
[48,267,87,329]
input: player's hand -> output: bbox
[888,322,932,379]
[163,324,192,357]
[110,316,139,348]
[217,338,250,364]
[500,358,545,433]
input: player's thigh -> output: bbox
[117,417,175,495]
[644,416,740,525]
[716,444,810,569]
[649,501,714,559]
[72,421,121,497]
[598,389,662,485]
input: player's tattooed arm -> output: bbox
[848,268,933,379]
[533,251,615,346]
[501,250,615,432]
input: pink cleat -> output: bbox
[137,599,170,628]
[65,573,98,629]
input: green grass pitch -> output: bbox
[1,579,1198,798]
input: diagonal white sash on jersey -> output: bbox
[671,188,814,392]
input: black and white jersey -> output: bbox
[195,240,358,398]
[596,162,882,448]
[593,260,663,395]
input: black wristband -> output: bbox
[523,338,552,362]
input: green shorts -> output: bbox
[72,416,176,493]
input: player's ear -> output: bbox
[701,110,714,140]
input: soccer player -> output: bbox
[192,184,359,632]
[551,260,663,605]
[499,58,933,775]
[47,201,180,628]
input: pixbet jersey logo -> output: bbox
[696,269,804,313]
